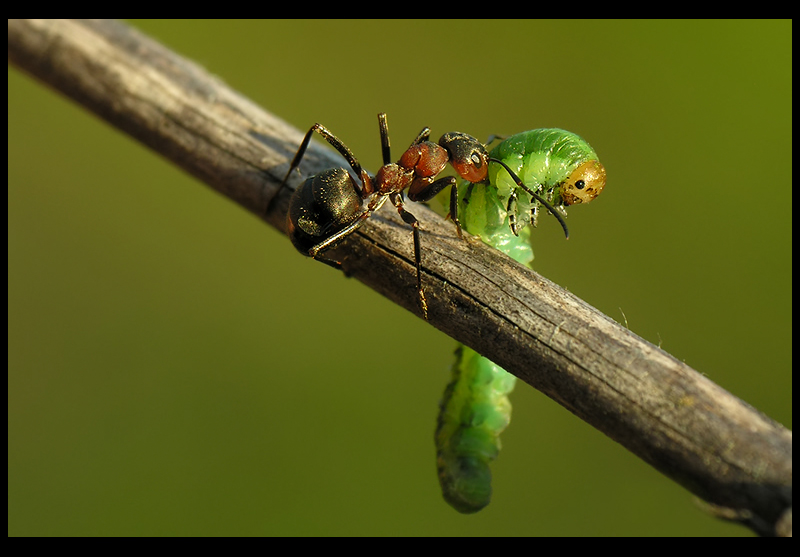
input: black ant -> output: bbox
[271,113,492,320]
[271,113,569,320]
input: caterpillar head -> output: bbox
[560,160,606,205]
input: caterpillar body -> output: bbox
[436,128,605,513]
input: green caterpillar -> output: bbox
[435,128,606,513]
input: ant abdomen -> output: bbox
[286,168,363,255]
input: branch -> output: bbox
[9,19,791,536]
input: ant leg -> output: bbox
[378,113,430,163]
[408,176,456,203]
[484,134,506,146]
[278,124,316,190]
[409,126,431,147]
[489,158,570,239]
[378,113,391,165]
[449,182,463,239]
[458,180,478,237]
[308,195,390,259]
[449,181,481,239]
[312,254,345,270]
[390,193,429,319]
[506,188,520,236]
[266,125,319,214]
[405,175,462,239]
[279,123,372,198]
[308,123,374,195]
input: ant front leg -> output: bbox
[307,194,390,262]
[449,182,463,239]
[406,176,462,239]
[506,188,521,236]
[436,131,491,239]
[390,193,429,320]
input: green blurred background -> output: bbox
[8,20,791,536]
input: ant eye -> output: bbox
[575,179,586,190]
[471,152,483,167]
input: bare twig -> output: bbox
[9,19,791,536]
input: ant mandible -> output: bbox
[271,112,491,320]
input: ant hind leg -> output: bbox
[390,193,429,319]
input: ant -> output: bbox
[271,113,569,320]
[271,113,489,319]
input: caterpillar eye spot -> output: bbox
[575,179,586,190]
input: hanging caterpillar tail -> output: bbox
[435,345,516,513]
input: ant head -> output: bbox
[561,160,606,205]
[438,132,489,183]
